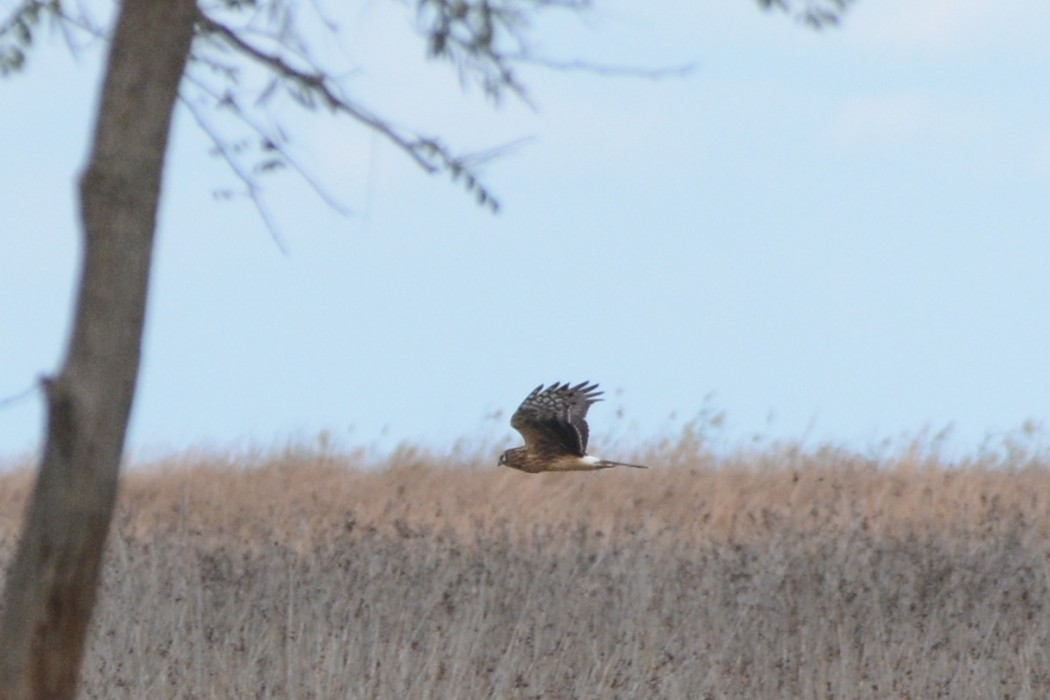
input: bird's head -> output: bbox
[498,446,526,469]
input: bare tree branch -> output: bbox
[194,9,503,212]
[196,13,437,174]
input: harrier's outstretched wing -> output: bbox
[510,381,603,458]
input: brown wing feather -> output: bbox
[510,381,603,457]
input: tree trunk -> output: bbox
[0,0,197,697]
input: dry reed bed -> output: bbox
[107,448,1050,547]
[2,446,1050,698]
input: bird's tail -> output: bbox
[597,460,648,470]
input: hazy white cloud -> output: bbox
[825,91,1000,152]
[848,0,1044,53]
[859,0,987,48]
[828,93,942,144]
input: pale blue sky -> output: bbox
[3,0,1049,461]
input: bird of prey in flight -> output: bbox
[499,381,648,473]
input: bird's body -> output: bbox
[499,382,647,473]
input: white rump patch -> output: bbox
[581,455,601,465]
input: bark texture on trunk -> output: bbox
[0,1,197,697]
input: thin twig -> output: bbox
[0,381,39,411]
[183,71,353,217]
[510,55,695,79]
[179,92,290,255]
[456,136,534,168]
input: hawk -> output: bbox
[499,381,648,473]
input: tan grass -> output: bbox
[2,438,1050,698]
